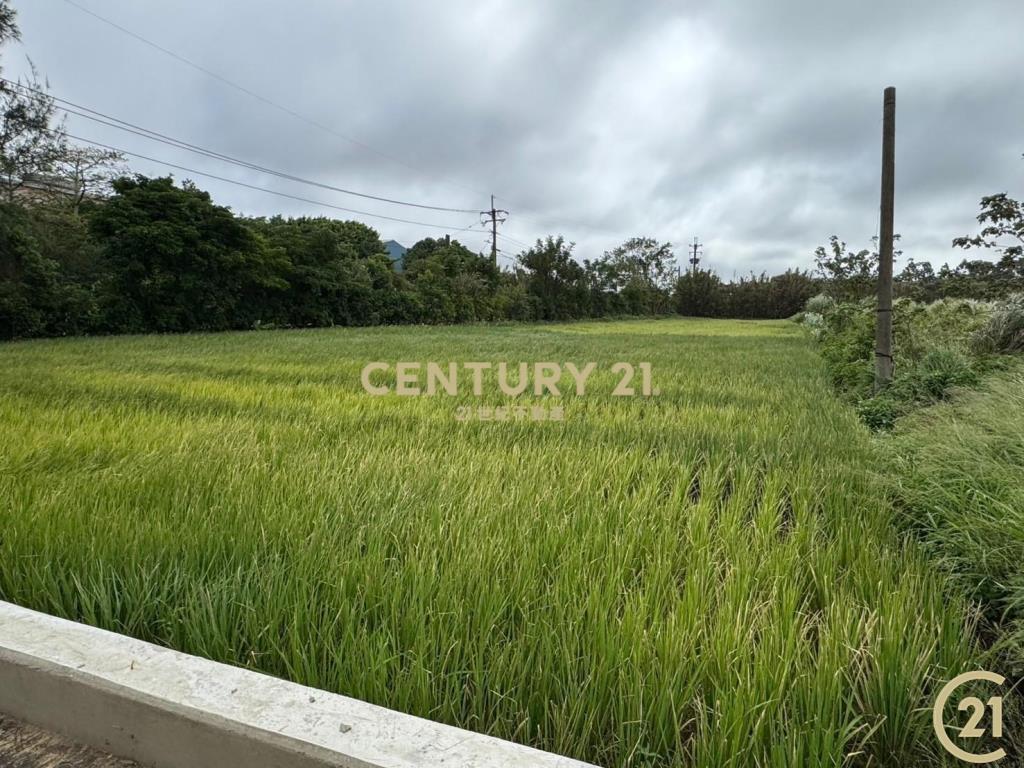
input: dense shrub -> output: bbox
[903,349,980,398]
[804,293,835,315]
[675,268,817,319]
[0,202,90,339]
[89,177,289,333]
[856,394,902,431]
[971,293,1024,355]
[801,295,1004,429]
[674,269,723,316]
[814,298,876,396]
[893,298,990,362]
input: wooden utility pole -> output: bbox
[481,195,508,267]
[875,87,896,390]
[688,237,703,275]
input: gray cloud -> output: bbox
[7,0,1024,274]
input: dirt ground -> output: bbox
[0,715,141,768]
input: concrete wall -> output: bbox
[0,601,597,768]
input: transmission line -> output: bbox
[55,1,623,249]
[59,0,486,198]
[1,77,479,214]
[496,231,533,249]
[64,133,478,232]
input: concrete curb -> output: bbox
[0,601,597,768]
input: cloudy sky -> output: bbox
[6,0,1023,276]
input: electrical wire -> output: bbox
[1,77,480,214]
[55,1,618,246]
[59,0,487,198]
[64,133,478,232]
[496,231,533,249]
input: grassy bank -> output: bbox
[0,318,978,766]
[799,293,1023,430]
[881,364,1024,673]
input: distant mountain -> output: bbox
[383,240,407,272]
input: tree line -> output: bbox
[4,168,1022,341]
[2,0,820,340]
[812,224,1024,304]
[2,0,1022,340]
[0,175,820,339]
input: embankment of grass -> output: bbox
[880,363,1024,672]
[798,293,1023,430]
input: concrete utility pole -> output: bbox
[688,238,703,274]
[875,87,896,390]
[481,195,508,268]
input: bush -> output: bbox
[893,349,980,402]
[856,394,903,431]
[805,295,1002,429]
[815,299,875,397]
[804,293,835,315]
[894,297,991,362]
[971,293,1024,355]
[0,202,81,340]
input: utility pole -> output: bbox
[875,87,896,390]
[688,237,703,275]
[481,195,508,268]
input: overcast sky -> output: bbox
[6,0,1023,276]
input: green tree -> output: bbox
[813,235,902,301]
[954,191,1024,261]
[597,237,676,289]
[1,39,66,201]
[1,2,122,204]
[517,236,589,320]
[404,237,499,323]
[0,201,67,338]
[813,236,876,301]
[89,176,287,332]
[0,1,17,49]
[895,259,940,302]
[950,190,1024,299]
[252,216,407,326]
[765,269,818,318]
[592,237,676,314]
[674,269,723,317]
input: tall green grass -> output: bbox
[0,319,978,766]
[882,364,1024,668]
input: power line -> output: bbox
[1,77,479,214]
[448,220,485,239]
[64,133,477,232]
[49,3,597,249]
[492,195,600,237]
[496,231,533,249]
[55,2,620,247]
[59,0,486,198]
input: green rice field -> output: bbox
[0,318,980,766]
